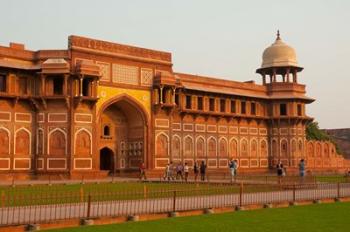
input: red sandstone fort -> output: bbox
[0,32,348,178]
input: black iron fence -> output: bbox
[0,182,349,226]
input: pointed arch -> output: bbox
[155,132,169,157]
[172,134,181,158]
[218,137,228,158]
[74,128,92,156]
[315,142,322,157]
[183,135,194,157]
[229,137,238,158]
[98,93,150,168]
[250,138,258,157]
[324,142,330,158]
[0,126,10,155]
[260,138,268,157]
[15,127,31,156]
[97,93,149,126]
[280,138,288,157]
[207,136,217,157]
[307,142,314,157]
[48,128,67,156]
[196,135,206,158]
[271,138,278,157]
[298,139,304,157]
[290,138,297,157]
[240,137,248,157]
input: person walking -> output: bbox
[299,159,306,182]
[169,161,175,180]
[184,162,189,182]
[229,159,235,182]
[139,162,147,181]
[229,159,238,182]
[276,160,284,184]
[234,160,238,176]
[164,163,171,181]
[200,161,207,182]
[176,162,183,180]
[193,161,199,182]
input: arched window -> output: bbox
[103,125,111,137]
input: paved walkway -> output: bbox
[0,175,313,186]
[1,183,349,225]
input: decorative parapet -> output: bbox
[304,140,350,169]
[69,35,172,64]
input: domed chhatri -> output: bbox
[257,31,303,75]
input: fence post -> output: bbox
[1,190,4,208]
[87,194,91,219]
[80,186,84,202]
[11,176,15,187]
[144,184,147,199]
[173,190,177,212]
[239,182,243,207]
[337,182,340,199]
[293,183,296,202]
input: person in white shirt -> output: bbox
[184,162,189,182]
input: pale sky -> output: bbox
[1,0,349,129]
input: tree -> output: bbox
[306,121,342,154]
[306,122,330,141]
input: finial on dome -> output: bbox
[276,30,281,40]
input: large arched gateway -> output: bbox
[98,95,149,173]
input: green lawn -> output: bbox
[43,202,350,232]
[0,182,257,207]
[316,175,349,183]
[0,181,282,207]
[0,176,346,207]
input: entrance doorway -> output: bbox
[100,147,114,171]
[99,96,148,170]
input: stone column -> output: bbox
[172,87,176,104]
[293,70,297,83]
[286,68,290,83]
[272,69,277,82]
[64,74,68,95]
[41,74,46,96]
[96,80,100,98]
[262,74,266,85]
[79,75,83,97]
[160,86,164,104]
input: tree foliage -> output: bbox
[306,121,342,154]
[306,122,331,141]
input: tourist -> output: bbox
[276,160,284,184]
[169,161,175,180]
[193,161,199,182]
[299,159,306,178]
[229,159,236,182]
[200,161,207,181]
[176,162,184,180]
[276,160,284,176]
[164,163,171,181]
[346,170,350,177]
[184,162,189,182]
[139,162,147,181]
[234,160,239,176]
